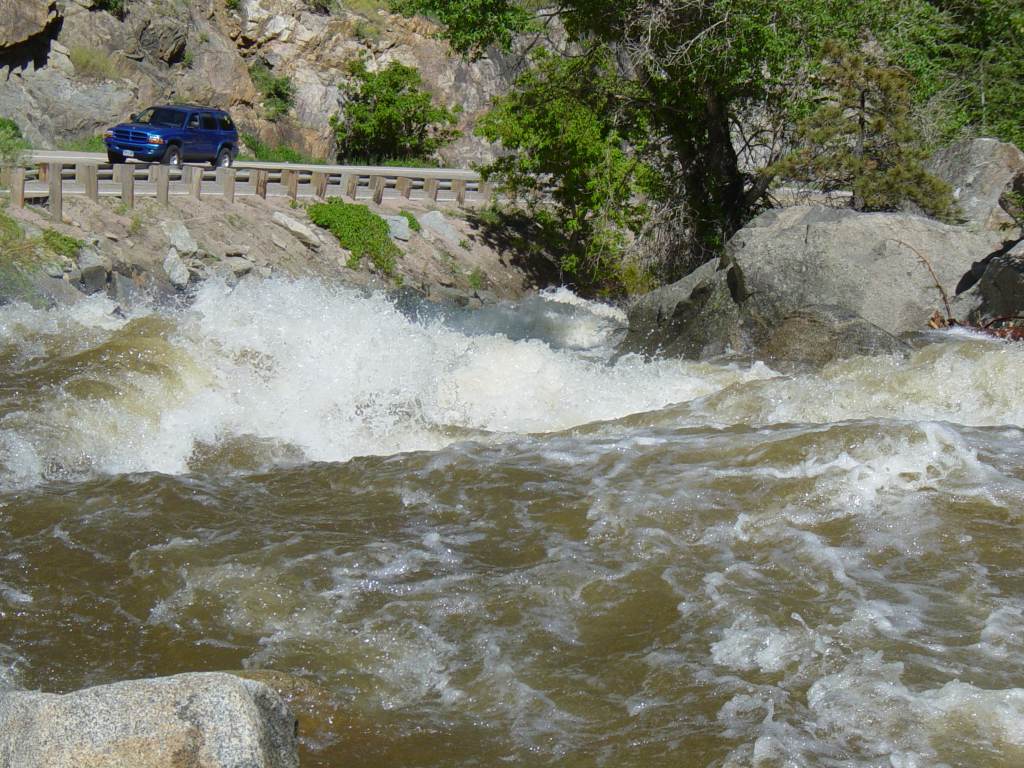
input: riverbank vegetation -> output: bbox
[394,0,1024,295]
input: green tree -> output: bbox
[331,60,458,162]
[476,49,660,291]
[393,0,949,259]
[772,40,954,218]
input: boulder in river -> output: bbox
[163,247,190,289]
[0,671,299,768]
[620,203,1004,364]
[619,257,743,359]
[971,240,1024,321]
[76,245,111,294]
[725,204,995,339]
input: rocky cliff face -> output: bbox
[0,0,520,164]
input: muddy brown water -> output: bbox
[2,280,1023,766]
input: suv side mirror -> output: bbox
[129,113,138,122]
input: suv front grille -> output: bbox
[113,129,150,143]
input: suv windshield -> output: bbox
[134,107,186,127]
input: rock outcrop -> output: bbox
[0,672,299,768]
[0,0,58,54]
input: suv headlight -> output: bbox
[147,136,166,145]
[103,130,113,139]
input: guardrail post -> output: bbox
[186,166,202,199]
[312,171,328,199]
[218,167,236,203]
[38,162,49,184]
[48,162,62,223]
[371,175,385,205]
[424,178,439,202]
[148,165,159,182]
[10,167,25,208]
[254,168,268,199]
[121,164,135,209]
[154,164,169,204]
[344,174,358,200]
[282,168,298,202]
[396,177,412,199]
[77,163,99,201]
[453,179,467,207]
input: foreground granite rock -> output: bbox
[620,204,1004,364]
[0,672,299,768]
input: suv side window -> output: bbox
[187,113,201,129]
[218,114,235,132]
[200,114,218,131]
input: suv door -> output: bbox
[199,113,221,161]
[184,112,204,161]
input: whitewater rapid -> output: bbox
[2,278,1023,767]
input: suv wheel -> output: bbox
[161,145,182,167]
[213,148,233,169]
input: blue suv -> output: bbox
[104,105,239,167]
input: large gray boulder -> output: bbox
[725,205,994,339]
[618,204,1004,364]
[928,138,1024,241]
[619,258,743,359]
[0,672,299,768]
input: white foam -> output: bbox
[0,279,773,485]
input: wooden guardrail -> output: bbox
[1,153,492,223]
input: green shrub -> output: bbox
[0,118,29,166]
[239,134,320,164]
[400,210,421,232]
[69,46,119,81]
[41,229,83,259]
[308,199,399,276]
[249,62,294,121]
[0,206,49,303]
[331,60,458,163]
[225,0,240,10]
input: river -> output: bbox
[1,278,1022,767]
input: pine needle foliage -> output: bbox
[771,40,954,219]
